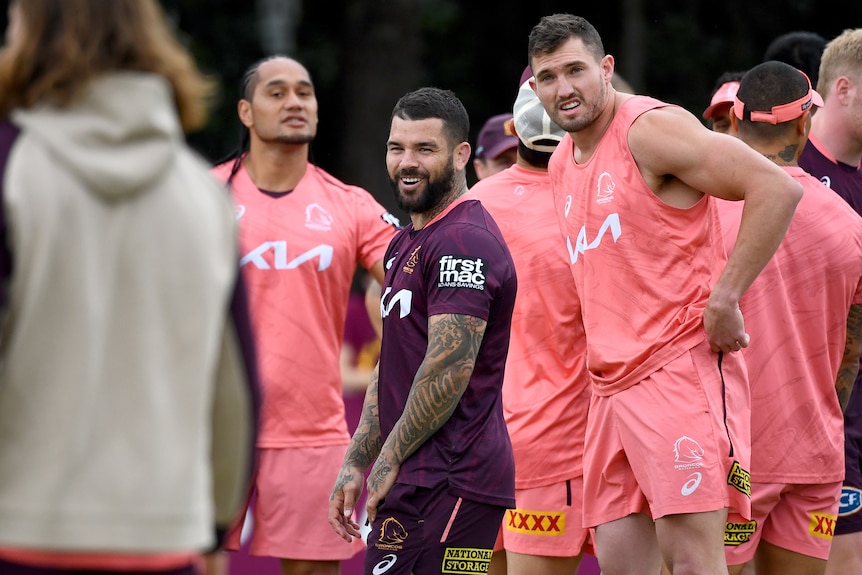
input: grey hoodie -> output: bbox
[0,72,258,555]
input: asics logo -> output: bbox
[681,472,702,496]
[372,554,398,575]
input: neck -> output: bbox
[515,155,549,172]
[244,140,309,191]
[753,139,801,167]
[811,108,862,167]
[410,181,468,230]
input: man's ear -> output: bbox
[238,100,253,129]
[729,113,740,133]
[454,141,472,171]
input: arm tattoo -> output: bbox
[383,313,487,465]
[344,364,382,470]
[838,303,862,412]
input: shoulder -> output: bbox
[432,201,511,256]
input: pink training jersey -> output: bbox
[549,96,726,396]
[213,160,398,447]
[470,165,590,488]
[717,166,862,483]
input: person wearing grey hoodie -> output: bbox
[0,1,260,573]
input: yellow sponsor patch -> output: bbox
[724,520,756,546]
[441,548,492,574]
[727,461,751,497]
[809,512,837,540]
[504,509,565,536]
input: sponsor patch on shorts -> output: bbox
[809,511,837,540]
[504,509,565,536]
[441,548,492,574]
[839,486,862,517]
[724,520,756,546]
[727,460,751,497]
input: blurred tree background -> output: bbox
[161,0,858,219]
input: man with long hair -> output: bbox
[211,55,399,575]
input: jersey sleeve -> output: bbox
[353,188,401,271]
[424,223,514,321]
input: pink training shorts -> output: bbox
[225,445,364,561]
[583,339,752,528]
[493,477,593,557]
[725,480,841,564]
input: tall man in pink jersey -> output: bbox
[211,56,400,575]
[528,14,803,575]
[329,87,517,575]
[797,28,862,575]
[470,69,593,575]
[719,60,862,575]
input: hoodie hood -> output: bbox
[11,72,183,201]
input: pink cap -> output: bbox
[702,81,740,119]
[733,70,823,124]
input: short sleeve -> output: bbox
[354,188,401,270]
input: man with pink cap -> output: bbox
[719,60,862,575]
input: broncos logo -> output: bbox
[596,172,616,201]
[673,436,704,463]
[379,517,408,545]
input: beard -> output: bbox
[389,159,457,215]
[552,79,609,133]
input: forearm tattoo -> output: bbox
[386,313,487,465]
[345,365,382,470]
[838,303,862,412]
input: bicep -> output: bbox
[424,313,488,380]
[629,106,786,202]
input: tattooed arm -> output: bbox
[364,312,487,522]
[838,303,862,412]
[328,364,382,542]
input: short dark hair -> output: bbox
[528,14,605,64]
[763,31,826,86]
[736,61,810,139]
[391,87,470,147]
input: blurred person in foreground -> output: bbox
[720,60,862,575]
[797,27,862,575]
[211,55,400,575]
[0,0,259,573]
[329,87,517,575]
[470,67,593,575]
[528,13,802,575]
[473,112,519,181]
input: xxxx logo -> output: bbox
[809,512,837,540]
[505,509,565,536]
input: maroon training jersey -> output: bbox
[378,198,516,508]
